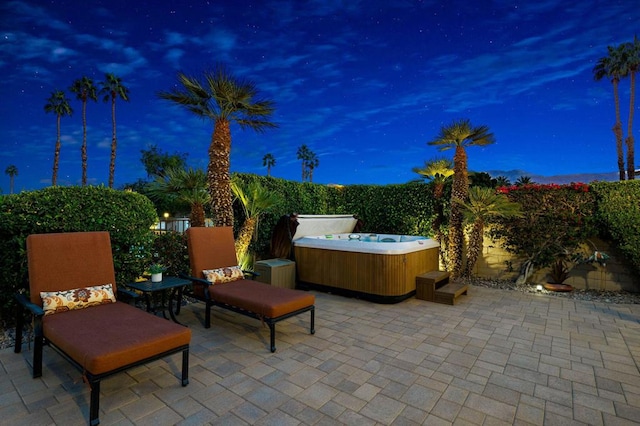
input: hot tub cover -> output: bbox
[291,215,358,240]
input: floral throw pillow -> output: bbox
[203,266,244,284]
[40,283,116,316]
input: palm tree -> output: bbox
[158,67,277,226]
[412,157,453,265]
[70,76,98,186]
[262,153,275,176]
[5,164,18,194]
[146,167,210,227]
[594,44,627,180]
[99,73,129,188]
[306,152,319,182]
[428,119,495,279]
[231,178,281,265]
[494,175,511,187]
[455,186,522,277]
[623,36,639,180]
[44,90,73,186]
[515,176,534,186]
[297,144,312,181]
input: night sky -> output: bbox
[2,0,639,193]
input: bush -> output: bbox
[231,174,438,258]
[151,231,189,276]
[489,183,597,282]
[0,186,158,320]
[591,180,640,276]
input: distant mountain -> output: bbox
[484,169,621,185]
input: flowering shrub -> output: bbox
[489,183,597,282]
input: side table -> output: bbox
[126,276,191,325]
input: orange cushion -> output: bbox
[43,302,191,375]
[209,280,314,318]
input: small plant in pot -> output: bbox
[148,264,166,282]
[543,258,573,292]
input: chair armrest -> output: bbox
[117,287,139,303]
[15,293,45,317]
[179,272,211,287]
[243,270,259,278]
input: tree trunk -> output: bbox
[449,145,468,279]
[626,71,636,180]
[108,95,117,188]
[52,114,61,186]
[81,98,88,186]
[190,202,206,227]
[613,80,626,180]
[235,216,257,261]
[208,119,234,227]
[462,220,484,277]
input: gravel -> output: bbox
[465,277,640,304]
[2,278,638,350]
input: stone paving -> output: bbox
[1,285,639,425]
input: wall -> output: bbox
[472,236,639,292]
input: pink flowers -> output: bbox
[497,182,590,194]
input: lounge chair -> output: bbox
[14,231,191,426]
[184,226,315,352]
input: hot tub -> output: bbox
[292,222,440,303]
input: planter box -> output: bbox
[254,259,296,289]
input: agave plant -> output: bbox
[231,178,281,265]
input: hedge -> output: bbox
[591,180,640,276]
[0,186,158,320]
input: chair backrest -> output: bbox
[186,227,238,279]
[27,231,117,306]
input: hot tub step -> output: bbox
[416,271,450,301]
[434,283,469,305]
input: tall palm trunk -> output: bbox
[462,220,484,277]
[626,71,636,180]
[235,216,257,260]
[432,181,448,268]
[449,146,468,279]
[108,94,117,188]
[613,79,626,180]
[81,98,88,186]
[190,202,205,227]
[52,115,61,186]
[208,119,234,226]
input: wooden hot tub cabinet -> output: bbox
[294,245,439,303]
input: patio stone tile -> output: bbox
[515,402,545,425]
[359,393,406,424]
[118,393,167,422]
[464,392,516,422]
[534,384,573,408]
[430,397,462,421]
[613,401,640,423]
[573,403,604,425]
[3,286,640,425]
[482,382,521,405]
[294,382,338,409]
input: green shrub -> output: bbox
[0,186,158,320]
[231,174,438,258]
[591,180,640,275]
[489,183,597,282]
[151,231,189,276]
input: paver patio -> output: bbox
[1,285,639,425]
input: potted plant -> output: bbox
[148,264,166,282]
[543,258,573,292]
